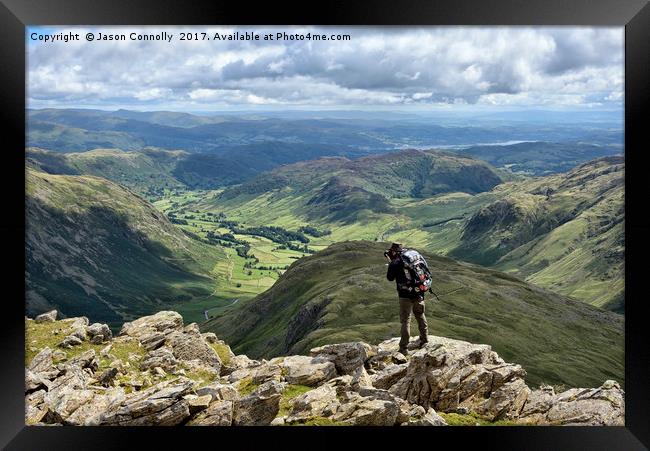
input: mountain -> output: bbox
[26,168,229,328]
[456,141,622,175]
[451,156,624,311]
[26,147,259,196]
[211,149,505,224]
[203,240,623,389]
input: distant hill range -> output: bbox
[203,240,623,389]
[456,141,621,175]
[28,108,622,157]
[214,149,505,223]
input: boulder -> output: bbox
[276,355,337,386]
[25,369,50,392]
[232,392,281,426]
[140,347,179,372]
[119,311,184,350]
[186,394,213,414]
[93,379,194,426]
[332,392,400,426]
[309,342,376,375]
[406,407,448,426]
[371,363,408,390]
[97,368,119,388]
[186,400,233,426]
[164,329,222,373]
[35,310,57,323]
[350,366,373,389]
[28,347,53,374]
[519,380,625,426]
[196,382,240,402]
[286,384,340,423]
[86,323,112,344]
[228,363,282,385]
[220,354,260,376]
[58,335,83,348]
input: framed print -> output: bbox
[1,0,648,449]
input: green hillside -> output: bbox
[26,147,259,198]
[187,154,623,310]
[451,156,624,311]
[26,168,234,328]
[203,240,624,389]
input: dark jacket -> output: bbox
[387,257,423,299]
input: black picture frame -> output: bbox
[1,0,648,449]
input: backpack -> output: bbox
[398,249,433,295]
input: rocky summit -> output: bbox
[25,310,624,426]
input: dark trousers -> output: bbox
[399,296,428,350]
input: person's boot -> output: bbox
[416,338,428,349]
[398,346,408,355]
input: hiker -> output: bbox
[385,242,429,355]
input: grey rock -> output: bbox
[187,394,213,414]
[232,392,281,426]
[86,323,112,343]
[276,355,337,386]
[519,380,625,426]
[407,407,448,426]
[26,369,50,392]
[186,400,233,426]
[59,335,83,348]
[286,384,339,423]
[165,329,222,373]
[120,311,184,350]
[97,368,119,388]
[94,379,194,426]
[310,342,376,375]
[35,310,57,323]
[28,347,53,374]
[228,363,282,385]
[196,382,240,402]
[371,363,408,390]
[140,347,179,372]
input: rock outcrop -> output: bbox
[24,310,624,426]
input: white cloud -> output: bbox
[27,26,623,110]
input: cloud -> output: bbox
[27,26,623,110]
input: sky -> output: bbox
[26,26,624,113]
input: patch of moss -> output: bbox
[277,384,312,417]
[209,342,232,365]
[439,411,522,426]
[183,365,219,386]
[236,376,259,396]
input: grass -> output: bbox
[277,384,313,417]
[438,412,523,426]
[236,376,260,396]
[209,342,233,366]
